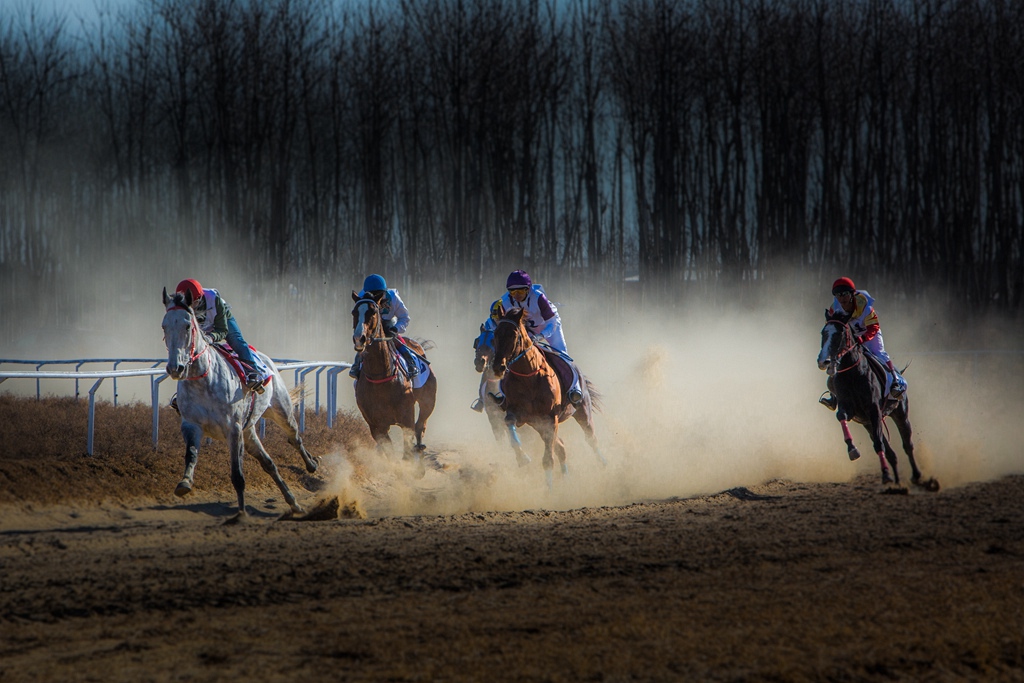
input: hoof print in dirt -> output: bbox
[881,486,909,495]
[280,496,366,521]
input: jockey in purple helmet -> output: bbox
[485,270,582,406]
[349,273,420,379]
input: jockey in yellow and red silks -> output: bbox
[821,277,907,408]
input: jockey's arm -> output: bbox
[535,293,560,339]
[388,290,411,334]
[208,296,231,343]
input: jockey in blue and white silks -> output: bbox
[350,273,420,378]
[496,269,568,353]
[485,270,582,406]
[175,279,266,393]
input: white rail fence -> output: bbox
[0,358,350,455]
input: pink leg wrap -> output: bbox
[840,420,853,442]
[876,451,889,471]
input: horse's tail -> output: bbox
[289,383,306,406]
[900,359,912,375]
[585,377,603,413]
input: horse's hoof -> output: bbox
[847,447,861,462]
[305,457,320,474]
[414,443,427,452]
[881,471,894,485]
[174,480,193,497]
[915,477,941,493]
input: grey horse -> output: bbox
[162,288,319,522]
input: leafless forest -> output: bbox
[1,0,1023,344]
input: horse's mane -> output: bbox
[170,291,189,308]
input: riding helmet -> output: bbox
[489,299,505,323]
[506,270,532,290]
[363,274,387,293]
[831,277,856,295]
[176,279,204,302]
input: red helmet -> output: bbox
[831,277,855,296]
[176,279,204,302]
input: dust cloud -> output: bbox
[2,252,1022,516]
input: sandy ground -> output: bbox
[2,458,1024,682]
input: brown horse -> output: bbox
[351,293,437,469]
[490,308,604,485]
[472,324,507,442]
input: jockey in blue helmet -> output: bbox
[350,274,420,379]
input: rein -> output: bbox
[826,320,859,373]
[354,298,399,383]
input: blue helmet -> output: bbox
[363,274,387,293]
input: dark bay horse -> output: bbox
[491,308,604,486]
[817,310,938,491]
[351,293,437,468]
[473,324,507,442]
[162,289,319,522]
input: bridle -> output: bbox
[353,298,398,383]
[166,304,210,380]
[824,319,859,375]
[494,318,540,377]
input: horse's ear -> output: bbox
[352,290,360,302]
[163,287,169,306]
[511,308,527,324]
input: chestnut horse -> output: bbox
[351,293,437,468]
[817,310,938,491]
[490,308,604,486]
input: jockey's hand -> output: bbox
[383,322,398,338]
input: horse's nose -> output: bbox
[817,359,828,371]
[167,363,184,379]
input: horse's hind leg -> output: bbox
[893,408,921,483]
[573,406,607,467]
[227,428,249,520]
[244,427,304,515]
[176,422,203,497]
[862,415,895,485]
[266,383,319,473]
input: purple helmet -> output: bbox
[506,270,532,290]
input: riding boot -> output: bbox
[886,360,907,397]
[349,354,361,379]
[246,370,265,394]
[568,380,583,406]
[400,346,420,377]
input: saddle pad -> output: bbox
[211,343,270,384]
[541,349,577,397]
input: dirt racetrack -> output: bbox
[1,397,1024,682]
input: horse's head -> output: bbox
[473,324,494,373]
[351,291,383,352]
[490,308,529,379]
[162,287,203,379]
[817,310,855,375]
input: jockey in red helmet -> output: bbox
[819,277,907,410]
[174,279,266,394]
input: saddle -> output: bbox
[210,342,270,390]
[861,350,901,414]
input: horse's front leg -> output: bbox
[535,418,560,489]
[504,412,531,467]
[892,404,922,484]
[838,419,861,461]
[862,410,895,485]
[175,421,203,497]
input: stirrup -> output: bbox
[246,373,265,394]
[819,392,837,411]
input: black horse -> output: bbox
[817,310,938,491]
